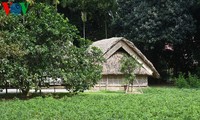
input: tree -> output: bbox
[59,0,95,39]
[120,54,140,93]
[52,0,118,40]
[96,0,118,38]
[23,0,89,38]
[64,46,104,93]
[0,3,103,95]
[113,0,197,80]
[29,0,60,9]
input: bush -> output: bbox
[175,73,200,88]
[187,73,200,88]
[175,73,189,88]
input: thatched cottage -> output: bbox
[91,37,160,90]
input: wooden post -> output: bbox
[137,67,143,93]
[106,76,108,90]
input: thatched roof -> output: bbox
[91,37,160,78]
[101,51,151,76]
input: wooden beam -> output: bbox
[121,42,153,75]
[103,40,153,76]
[104,42,122,59]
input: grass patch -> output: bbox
[1,88,200,119]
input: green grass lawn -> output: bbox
[1,88,200,120]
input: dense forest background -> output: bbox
[55,0,200,84]
[56,0,200,84]
[1,0,200,84]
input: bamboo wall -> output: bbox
[94,75,148,91]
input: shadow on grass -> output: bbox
[0,90,126,100]
[88,90,125,94]
[0,92,77,100]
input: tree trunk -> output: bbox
[55,2,57,11]
[125,84,128,93]
[5,81,8,94]
[39,79,42,94]
[21,88,30,97]
[54,79,56,93]
[83,22,86,39]
[131,82,133,93]
[23,15,25,24]
[105,20,108,39]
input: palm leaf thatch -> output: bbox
[91,37,160,78]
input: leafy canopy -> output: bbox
[0,3,103,95]
[113,0,197,79]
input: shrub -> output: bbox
[187,73,200,88]
[175,73,200,88]
[175,73,189,88]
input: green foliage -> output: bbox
[63,46,104,93]
[120,54,140,93]
[56,0,118,39]
[112,0,198,79]
[120,54,138,84]
[175,73,200,88]
[1,88,200,119]
[0,3,103,95]
[30,0,118,39]
[175,73,189,88]
[187,73,200,88]
[113,0,196,47]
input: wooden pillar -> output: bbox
[106,76,108,90]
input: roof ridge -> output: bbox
[91,37,160,78]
